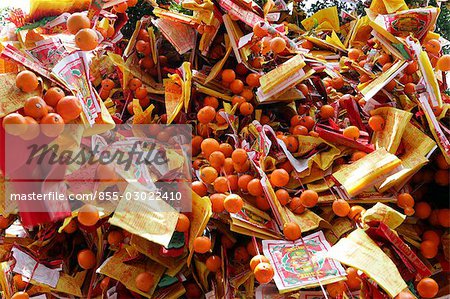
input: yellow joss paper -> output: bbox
[205,35,232,84]
[325,31,346,50]
[371,107,412,154]
[302,6,340,32]
[362,202,406,229]
[259,55,305,94]
[187,191,212,265]
[0,73,41,118]
[369,0,408,15]
[333,148,402,197]
[164,77,184,124]
[109,182,179,247]
[327,229,407,297]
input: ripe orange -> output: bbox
[197,106,216,124]
[40,113,65,137]
[206,255,222,272]
[135,272,154,292]
[240,102,254,116]
[63,219,77,234]
[332,199,350,217]
[223,158,234,174]
[227,174,238,192]
[326,281,346,298]
[24,96,48,120]
[127,0,138,7]
[238,174,253,192]
[254,262,274,284]
[343,126,360,140]
[247,178,263,196]
[435,169,449,186]
[246,73,261,87]
[299,190,318,208]
[2,113,27,136]
[77,249,96,269]
[107,230,124,246]
[348,205,365,220]
[21,116,40,141]
[139,56,154,70]
[404,83,416,94]
[397,193,414,208]
[348,48,362,61]
[253,22,268,38]
[250,255,269,271]
[201,138,220,158]
[331,76,345,89]
[301,40,314,50]
[44,87,65,107]
[224,194,244,213]
[437,54,450,71]
[420,240,438,259]
[320,105,334,119]
[435,153,450,170]
[193,236,211,253]
[56,96,82,122]
[100,277,110,290]
[283,222,301,241]
[351,151,367,162]
[346,267,361,290]
[299,116,315,131]
[128,78,142,91]
[423,230,440,246]
[203,96,219,109]
[377,53,391,65]
[210,193,226,213]
[209,151,225,169]
[270,169,290,187]
[135,86,148,100]
[214,176,229,193]
[200,166,218,184]
[395,291,415,299]
[221,69,236,83]
[437,209,450,227]
[113,2,128,13]
[230,79,244,94]
[424,39,441,54]
[275,189,290,206]
[219,143,233,157]
[176,214,190,232]
[289,197,306,214]
[415,202,432,219]
[404,206,415,216]
[67,13,90,34]
[77,204,99,227]
[405,61,418,74]
[11,292,29,299]
[416,277,439,298]
[368,115,385,131]
[292,125,308,136]
[75,28,99,51]
[270,37,286,54]
[256,195,271,211]
[135,40,151,55]
[231,148,247,165]
[285,136,298,153]
[13,274,27,290]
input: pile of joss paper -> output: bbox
[0,0,449,298]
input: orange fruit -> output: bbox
[423,230,440,246]
[13,274,27,290]
[283,222,301,240]
[397,193,414,208]
[227,174,238,192]
[415,202,432,219]
[139,56,154,70]
[201,138,220,158]
[250,255,270,271]
[404,83,416,94]
[331,76,345,89]
[435,153,450,170]
[275,189,290,206]
[290,115,302,127]
[231,95,245,109]
[56,96,82,122]
[135,272,154,292]
[210,193,226,213]
[247,178,263,196]
[128,78,142,91]
[113,2,128,13]
[292,125,308,136]
[240,102,254,116]
[223,158,234,174]
[254,262,274,284]
[209,151,225,168]
[332,199,350,217]
[320,105,334,119]
[348,205,366,220]
[232,148,247,164]
[135,40,151,55]
[253,22,268,38]
[420,240,438,259]
[395,291,415,299]
[385,80,397,91]
[20,116,40,141]
[135,86,148,100]
[2,113,27,136]
[404,206,415,216]
[348,48,362,61]
[351,151,367,162]
[424,39,441,54]
[197,105,216,124]
[127,0,138,6]
[246,73,261,87]
[301,40,314,50]
[176,214,190,232]
[206,255,221,272]
[326,281,346,298]
[238,174,253,192]
[299,190,318,208]
[289,197,306,214]
[221,69,236,83]
[193,236,211,253]
[224,194,244,213]
[405,61,418,74]
[77,249,96,269]
[200,166,218,184]
[230,79,244,94]
[343,126,360,140]
[11,292,29,299]
[435,169,449,186]
[299,116,315,131]
[246,241,262,256]
[77,204,99,227]
[368,115,385,131]
[437,209,450,227]
[24,96,48,120]
[67,13,90,34]
[75,28,99,51]
[106,25,115,38]
[44,87,65,107]
[203,96,219,109]
[63,219,77,234]
[219,143,233,157]
[416,277,439,298]
[377,53,391,65]
[270,37,286,54]
[100,277,110,290]
[284,136,298,153]
[346,267,361,290]
[256,195,271,211]
[437,54,450,71]
[270,169,290,187]
[107,230,124,246]
[40,113,65,137]
[214,176,229,193]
